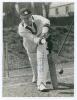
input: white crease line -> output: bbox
[3,82,32,88]
[58,75,74,79]
[57,67,73,70]
[57,67,74,71]
[3,74,32,79]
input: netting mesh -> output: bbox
[3,24,74,77]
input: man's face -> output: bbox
[20,14,32,25]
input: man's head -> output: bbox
[20,8,32,25]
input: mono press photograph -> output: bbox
[3,2,74,97]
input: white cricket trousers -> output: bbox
[26,43,50,86]
[37,43,49,86]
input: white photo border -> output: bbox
[0,0,76,100]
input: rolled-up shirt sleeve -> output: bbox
[42,20,50,34]
[18,23,40,44]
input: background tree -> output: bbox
[43,2,51,18]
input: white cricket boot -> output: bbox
[37,82,48,92]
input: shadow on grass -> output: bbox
[58,83,74,95]
[59,92,74,95]
[58,82,74,90]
